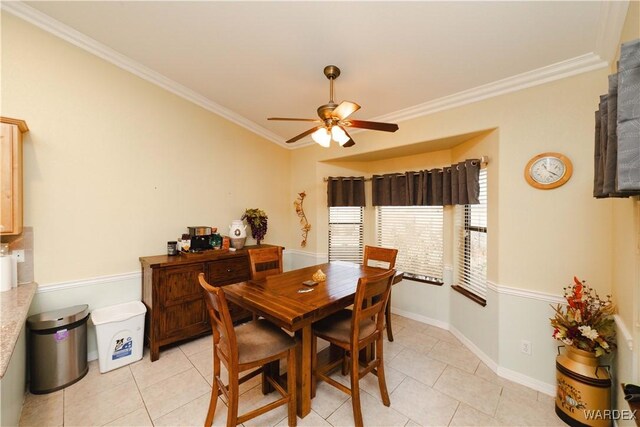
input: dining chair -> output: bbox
[248,246,284,321]
[198,273,297,427]
[248,246,283,280]
[363,245,398,341]
[311,269,396,427]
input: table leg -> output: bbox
[261,360,279,394]
[295,325,312,418]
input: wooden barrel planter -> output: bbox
[555,346,612,427]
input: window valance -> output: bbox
[372,159,481,206]
[326,176,366,207]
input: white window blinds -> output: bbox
[328,207,363,263]
[376,206,444,283]
[455,169,488,298]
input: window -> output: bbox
[376,206,444,284]
[328,207,363,262]
[455,169,488,302]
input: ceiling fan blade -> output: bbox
[331,101,361,120]
[286,126,321,143]
[268,117,322,122]
[344,120,399,133]
[341,128,356,148]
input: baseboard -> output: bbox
[87,350,98,362]
[497,366,556,396]
[448,324,499,373]
[393,307,556,396]
[390,306,449,330]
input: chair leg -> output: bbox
[375,337,391,406]
[311,334,317,398]
[341,349,349,376]
[205,351,220,427]
[350,347,364,427]
[287,347,297,427]
[385,294,394,342]
[226,370,239,427]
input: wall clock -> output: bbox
[524,152,573,189]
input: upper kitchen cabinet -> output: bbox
[0,117,28,236]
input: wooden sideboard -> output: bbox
[140,245,279,361]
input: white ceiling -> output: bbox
[8,1,629,148]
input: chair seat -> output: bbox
[312,309,376,344]
[236,319,296,365]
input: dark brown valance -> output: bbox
[326,176,366,207]
[372,159,481,206]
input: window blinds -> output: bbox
[376,206,444,283]
[455,169,488,298]
[328,207,364,262]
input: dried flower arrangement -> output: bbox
[550,276,616,357]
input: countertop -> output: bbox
[0,282,36,379]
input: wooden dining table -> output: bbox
[223,261,402,418]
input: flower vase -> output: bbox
[555,346,611,427]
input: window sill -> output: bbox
[451,285,487,307]
[403,276,443,286]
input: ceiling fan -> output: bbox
[268,65,399,148]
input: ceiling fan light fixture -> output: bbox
[331,126,350,146]
[312,127,331,147]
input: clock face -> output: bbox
[524,152,573,189]
[530,157,566,184]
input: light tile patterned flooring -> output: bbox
[19,314,566,426]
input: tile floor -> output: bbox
[19,314,566,426]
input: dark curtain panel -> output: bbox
[617,39,640,192]
[593,38,640,198]
[593,109,603,197]
[326,176,366,207]
[603,74,619,195]
[372,159,480,206]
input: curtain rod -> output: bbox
[323,156,489,182]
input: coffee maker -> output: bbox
[188,226,213,252]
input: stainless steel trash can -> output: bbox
[27,305,89,394]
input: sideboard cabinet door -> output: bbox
[157,263,209,341]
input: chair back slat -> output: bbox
[351,269,396,343]
[248,247,283,280]
[198,273,238,363]
[363,245,398,269]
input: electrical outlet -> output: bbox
[520,340,532,355]
[12,250,25,263]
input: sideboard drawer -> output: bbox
[207,256,250,285]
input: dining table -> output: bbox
[223,261,402,418]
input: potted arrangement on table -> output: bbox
[242,208,268,245]
[550,276,616,427]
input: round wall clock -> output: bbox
[524,152,573,189]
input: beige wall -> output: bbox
[1,14,292,285]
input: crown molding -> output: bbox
[291,52,608,150]
[0,1,289,149]
[3,1,612,152]
[594,0,630,64]
[371,53,607,126]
